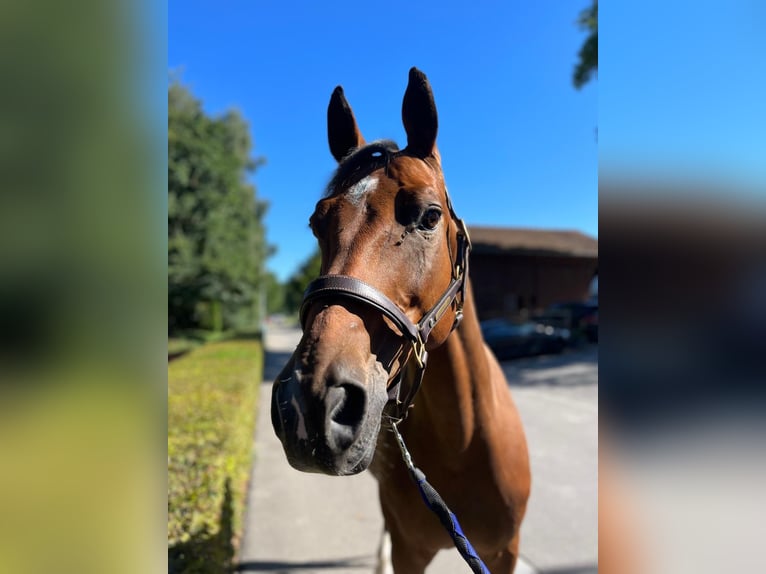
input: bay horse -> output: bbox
[271,68,530,573]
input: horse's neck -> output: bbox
[412,281,491,452]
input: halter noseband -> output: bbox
[299,188,471,422]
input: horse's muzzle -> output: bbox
[271,359,388,476]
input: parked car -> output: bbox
[539,301,598,343]
[582,308,598,342]
[480,319,570,360]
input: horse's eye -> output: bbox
[420,208,442,230]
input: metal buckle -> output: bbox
[412,334,427,369]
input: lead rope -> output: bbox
[391,422,491,574]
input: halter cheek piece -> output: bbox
[299,189,471,422]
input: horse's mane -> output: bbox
[324,140,400,197]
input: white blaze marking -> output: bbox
[347,175,378,204]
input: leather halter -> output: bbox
[300,187,471,422]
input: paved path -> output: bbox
[237,326,596,573]
[504,348,598,574]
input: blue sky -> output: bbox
[599,1,766,192]
[169,1,597,281]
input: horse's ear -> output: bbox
[402,67,438,158]
[327,86,365,163]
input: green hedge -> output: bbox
[168,338,200,359]
[168,340,263,574]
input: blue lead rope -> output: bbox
[391,423,491,574]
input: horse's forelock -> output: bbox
[324,140,400,197]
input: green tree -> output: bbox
[263,271,286,316]
[168,80,269,333]
[573,0,598,89]
[283,249,322,315]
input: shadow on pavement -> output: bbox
[501,344,598,388]
[236,555,374,572]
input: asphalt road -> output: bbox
[237,325,597,574]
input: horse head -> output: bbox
[271,68,468,476]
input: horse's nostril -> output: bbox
[325,382,367,451]
[331,383,366,426]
